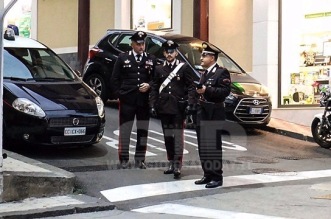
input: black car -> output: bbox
[83,29,271,127]
[3,29,105,146]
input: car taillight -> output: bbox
[88,47,102,59]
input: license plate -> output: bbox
[64,127,86,136]
[250,107,262,114]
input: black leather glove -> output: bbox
[150,107,157,117]
[185,104,197,115]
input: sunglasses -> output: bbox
[201,52,215,58]
[165,49,175,54]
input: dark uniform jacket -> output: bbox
[198,64,231,120]
[111,51,156,106]
[150,60,196,115]
[200,64,231,102]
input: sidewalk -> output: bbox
[0,118,319,218]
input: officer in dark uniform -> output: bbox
[194,42,231,188]
[149,40,196,179]
[111,31,156,169]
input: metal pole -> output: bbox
[0,0,17,203]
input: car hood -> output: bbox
[4,81,97,111]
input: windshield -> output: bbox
[176,39,244,74]
[4,48,76,81]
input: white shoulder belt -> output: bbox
[159,63,184,93]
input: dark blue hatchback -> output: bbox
[3,29,105,146]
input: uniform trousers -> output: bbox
[195,103,224,181]
[118,101,149,162]
[159,113,185,168]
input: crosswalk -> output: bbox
[101,169,331,218]
[102,129,247,156]
[132,204,288,219]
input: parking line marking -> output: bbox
[101,169,331,202]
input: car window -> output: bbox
[116,34,132,52]
[4,50,33,79]
[176,40,244,73]
[98,34,118,51]
[145,37,164,59]
[5,48,76,80]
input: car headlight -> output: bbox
[95,96,105,118]
[12,98,46,117]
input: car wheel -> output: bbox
[85,73,109,102]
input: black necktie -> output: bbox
[136,54,141,62]
[168,63,172,69]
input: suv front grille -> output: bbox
[49,117,99,127]
[234,98,270,122]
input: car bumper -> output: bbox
[5,112,105,146]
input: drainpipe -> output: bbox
[193,0,209,41]
[0,0,17,203]
[77,0,90,73]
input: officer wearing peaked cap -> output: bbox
[201,42,222,55]
[111,31,156,169]
[194,41,231,188]
[130,31,147,43]
[149,40,196,179]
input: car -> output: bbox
[2,28,105,146]
[83,29,271,127]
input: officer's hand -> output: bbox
[185,104,197,115]
[150,107,157,117]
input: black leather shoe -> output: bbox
[205,180,223,188]
[194,177,211,185]
[135,161,147,169]
[164,163,174,174]
[120,161,129,169]
[173,168,181,179]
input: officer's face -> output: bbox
[131,41,145,54]
[200,52,215,68]
[163,49,178,63]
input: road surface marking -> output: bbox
[132,203,289,219]
[101,169,331,202]
[103,129,247,154]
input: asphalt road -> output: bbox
[8,103,331,218]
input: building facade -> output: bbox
[5,0,330,126]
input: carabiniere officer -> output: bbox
[149,40,196,179]
[194,42,231,188]
[111,31,156,169]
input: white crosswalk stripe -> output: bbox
[101,169,331,202]
[100,169,331,219]
[132,203,289,219]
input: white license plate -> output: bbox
[250,107,262,114]
[64,127,86,136]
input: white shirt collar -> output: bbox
[206,63,217,73]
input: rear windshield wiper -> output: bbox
[3,76,34,81]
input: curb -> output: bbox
[2,150,75,202]
[0,195,115,219]
[260,126,315,143]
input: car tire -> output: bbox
[84,73,109,103]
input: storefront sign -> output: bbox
[305,11,331,19]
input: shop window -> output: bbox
[4,0,32,38]
[131,0,172,31]
[281,0,331,106]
